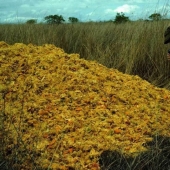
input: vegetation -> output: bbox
[149,13,162,21]
[25,19,37,24]
[99,135,170,170]
[68,17,79,23]
[114,12,130,23]
[44,14,65,24]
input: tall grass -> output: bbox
[0,21,170,88]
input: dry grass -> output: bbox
[0,21,170,88]
[99,135,170,170]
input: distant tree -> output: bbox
[44,15,65,24]
[26,19,37,24]
[149,13,162,21]
[68,17,79,23]
[114,12,130,23]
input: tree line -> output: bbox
[26,12,165,24]
[26,15,79,24]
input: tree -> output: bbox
[26,19,37,24]
[44,15,65,24]
[68,17,79,23]
[114,12,130,23]
[149,13,162,21]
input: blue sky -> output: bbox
[0,0,170,23]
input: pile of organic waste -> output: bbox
[0,41,170,170]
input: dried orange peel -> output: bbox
[1,41,170,169]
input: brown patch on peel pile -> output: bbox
[0,41,170,169]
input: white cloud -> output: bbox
[114,4,140,13]
[105,9,115,14]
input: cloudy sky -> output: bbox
[1,0,170,23]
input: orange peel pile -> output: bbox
[0,41,170,169]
